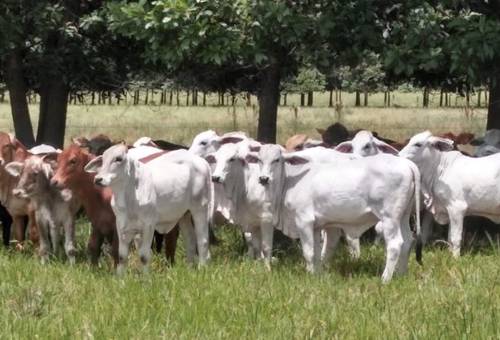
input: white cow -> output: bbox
[85,144,213,274]
[335,130,399,156]
[400,130,500,257]
[6,155,80,264]
[258,144,421,283]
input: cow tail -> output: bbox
[410,161,423,265]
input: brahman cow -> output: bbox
[399,131,500,257]
[85,144,213,274]
[256,145,421,283]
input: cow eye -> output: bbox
[115,156,123,163]
[272,159,280,163]
[363,144,370,150]
[69,159,77,165]
[200,141,208,146]
[229,157,235,162]
[414,143,422,147]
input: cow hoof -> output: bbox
[15,243,25,252]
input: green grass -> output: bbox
[0,99,496,338]
[1,221,500,339]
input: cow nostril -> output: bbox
[211,176,220,183]
[259,176,269,185]
[94,177,103,185]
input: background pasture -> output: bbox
[0,99,497,339]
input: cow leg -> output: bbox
[12,216,26,250]
[243,232,254,258]
[421,211,434,245]
[153,231,164,253]
[27,212,38,245]
[110,229,120,267]
[345,234,361,259]
[117,230,134,276]
[88,228,104,266]
[298,222,316,273]
[250,226,262,259]
[138,227,155,274]
[48,222,61,259]
[63,218,76,265]
[179,215,197,265]
[381,219,403,283]
[321,227,342,263]
[0,205,12,247]
[261,222,274,271]
[191,210,210,266]
[313,228,322,272]
[447,208,465,257]
[37,220,51,265]
[163,225,180,266]
[395,212,413,275]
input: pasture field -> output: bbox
[0,102,497,339]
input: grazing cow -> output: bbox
[257,145,421,282]
[399,131,500,257]
[85,144,212,274]
[335,130,399,156]
[51,145,119,265]
[72,134,113,156]
[206,141,276,268]
[316,122,350,146]
[0,132,38,247]
[6,156,80,264]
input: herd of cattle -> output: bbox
[1,123,500,283]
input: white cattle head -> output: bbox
[5,156,54,198]
[335,130,398,156]
[257,144,309,186]
[206,143,249,184]
[399,131,454,162]
[85,144,128,186]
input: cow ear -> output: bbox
[429,137,454,151]
[245,153,259,164]
[5,162,23,177]
[41,153,58,169]
[205,154,216,164]
[72,137,89,147]
[374,140,399,155]
[84,156,103,173]
[220,136,244,145]
[335,142,353,153]
[284,155,309,165]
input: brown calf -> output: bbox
[51,144,119,266]
[0,132,37,247]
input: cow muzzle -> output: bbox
[211,175,222,183]
[12,188,27,198]
[259,176,270,185]
[94,176,105,186]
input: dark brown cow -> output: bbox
[0,132,37,248]
[72,134,113,156]
[316,122,350,146]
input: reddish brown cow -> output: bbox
[51,144,119,265]
[0,132,37,247]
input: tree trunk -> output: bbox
[487,74,500,129]
[36,75,69,148]
[477,90,482,107]
[203,92,206,106]
[186,90,190,106]
[387,91,391,107]
[439,89,443,107]
[257,64,280,143]
[246,93,251,107]
[307,91,313,106]
[4,50,35,147]
[355,91,361,107]
[364,91,368,106]
[445,91,449,106]
[329,90,333,107]
[300,93,305,106]
[169,90,173,105]
[176,91,180,106]
[283,93,287,106]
